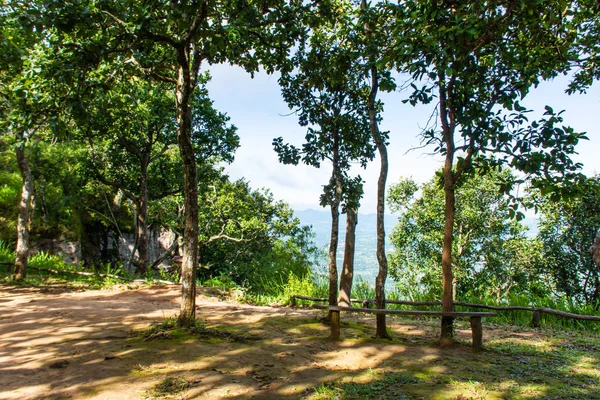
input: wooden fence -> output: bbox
[290,295,600,326]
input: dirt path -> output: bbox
[0,284,561,400]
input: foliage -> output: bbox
[388,170,543,301]
[0,148,20,240]
[535,175,600,305]
[0,240,13,264]
[568,0,600,93]
[273,1,376,209]
[197,176,320,292]
[28,141,88,238]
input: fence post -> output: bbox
[470,316,483,351]
[330,309,341,340]
[531,309,542,328]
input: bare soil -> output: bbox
[0,284,595,400]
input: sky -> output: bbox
[204,64,600,216]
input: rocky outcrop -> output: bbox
[35,228,179,269]
[591,230,600,268]
[33,236,82,265]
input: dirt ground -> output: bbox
[0,283,572,400]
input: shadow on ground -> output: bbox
[0,284,598,399]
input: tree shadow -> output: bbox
[0,284,598,399]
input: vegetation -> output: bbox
[388,170,542,302]
[1,0,599,355]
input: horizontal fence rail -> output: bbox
[290,295,600,326]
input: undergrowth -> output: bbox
[231,270,600,333]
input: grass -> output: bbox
[0,244,182,290]
[1,253,598,400]
[137,316,262,343]
[143,376,201,399]
[0,256,113,290]
[303,322,600,399]
[310,370,418,400]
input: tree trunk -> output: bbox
[591,230,600,268]
[441,158,456,340]
[14,135,33,281]
[438,69,457,342]
[175,52,199,327]
[327,182,341,318]
[136,161,149,275]
[338,207,358,307]
[326,141,342,320]
[452,277,457,301]
[366,57,390,339]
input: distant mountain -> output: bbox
[294,209,541,284]
[294,208,398,283]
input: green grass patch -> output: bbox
[137,317,262,343]
[143,376,201,399]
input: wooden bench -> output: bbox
[311,304,497,350]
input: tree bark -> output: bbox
[135,160,150,275]
[327,135,342,321]
[366,52,390,339]
[338,207,358,307]
[175,49,199,327]
[440,127,456,341]
[14,135,33,281]
[439,70,457,341]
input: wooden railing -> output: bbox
[290,295,600,326]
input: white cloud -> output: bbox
[206,64,600,215]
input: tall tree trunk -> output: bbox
[136,161,149,275]
[438,69,457,341]
[327,175,342,319]
[440,151,456,340]
[327,137,342,320]
[366,56,390,339]
[591,229,600,268]
[176,50,199,327]
[14,135,33,281]
[338,207,358,307]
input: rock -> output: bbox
[48,360,69,369]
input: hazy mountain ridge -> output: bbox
[295,209,540,284]
[294,209,397,283]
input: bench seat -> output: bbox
[310,304,497,350]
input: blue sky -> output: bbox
[205,64,600,215]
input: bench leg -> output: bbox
[330,310,340,340]
[470,316,482,351]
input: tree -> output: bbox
[0,1,69,280]
[79,77,180,274]
[567,0,600,94]
[338,178,363,308]
[79,72,237,275]
[536,175,600,306]
[388,170,542,302]
[274,3,375,317]
[196,176,319,293]
[44,0,318,325]
[388,0,584,340]
[360,0,394,338]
